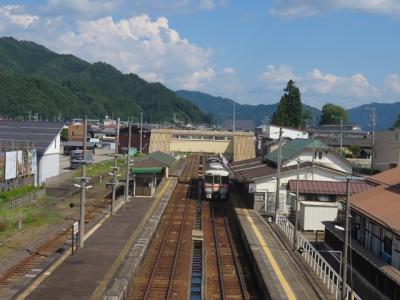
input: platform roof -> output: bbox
[132,166,163,174]
[287,180,374,196]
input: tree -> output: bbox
[272,80,303,128]
[320,103,348,125]
[391,113,400,130]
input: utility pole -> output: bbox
[79,115,88,248]
[293,158,300,251]
[340,116,343,156]
[125,121,132,205]
[140,112,143,153]
[341,177,351,300]
[368,108,376,174]
[275,127,283,222]
[233,101,236,132]
[111,118,120,215]
[312,136,315,180]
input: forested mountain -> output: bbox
[177,90,400,130]
[348,102,400,131]
[0,37,211,123]
[176,90,321,127]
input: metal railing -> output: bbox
[276,215,362,300]
[4,189,46,210]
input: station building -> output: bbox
[149,129,255,162]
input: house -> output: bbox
[118,124,155,154]
[0,121,64,186]
[255,124,309,140]
[373,130,400,171]
[230,138,353,216]
[324,167,400,300]
[67,122,84,142]
[255,124,308,156]
[131,152,175,197]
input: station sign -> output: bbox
[248,183,256,193]
[73,221,79,235]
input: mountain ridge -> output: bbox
[0,36,211,123]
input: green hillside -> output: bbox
[0,37,210,123]
[176,90,321,126]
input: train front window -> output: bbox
[214,175,220,184]
[205,175,213,184]
[221,176,229,184]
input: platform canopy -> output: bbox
[132,166,163,174]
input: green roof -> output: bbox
[265,139,330,164]
[131,167,163,174]
[148,151,175,167]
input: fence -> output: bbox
[4,189,46,210]
[276,215,362,300]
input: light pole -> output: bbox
[125,121,132,206]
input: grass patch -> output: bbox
[0,197,62,233]
[74,158,127,177]
[0,185,41,206]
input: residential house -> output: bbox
[230,139,353,216]
[373,130,400,171]
[324,167,400,300]
[0,121,64,186]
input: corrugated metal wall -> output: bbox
[233,135,255,161]
[149,131,172,153]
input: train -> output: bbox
[203,155,230,200]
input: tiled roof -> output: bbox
[349,167,400,234]
[149,151,175,167]
[265,138,330,164]
[0,121,64,154]
[287,180,374,195]
[351,184,400,234]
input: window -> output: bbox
[205,175,213,184]
[384,236,392,255]
[214,175,221,184]
[318,152,323,159]
[221,176,229,184]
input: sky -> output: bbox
[0,0,399,108]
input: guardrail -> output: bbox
[4,189,46,210]
[276,215,361,300]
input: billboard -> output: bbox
[5,151,17,180]
[30,150,37,176]
[16,150,23,177]
[0,152,5,181]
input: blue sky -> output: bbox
[0,0,399,108]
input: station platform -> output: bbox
[16,178,177,300]
[230,191,328,300]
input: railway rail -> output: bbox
[130,154,254,300]
[0,180,120,296]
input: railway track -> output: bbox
[205,201,250,300]
[130,154,253,300]
[0,182,119,296]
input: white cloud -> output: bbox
[260,65,380,107]
[260,65,297,89]
[270,0,400,18]
[51,15,232,91]
[385,74,400,94]
[0,5,38,29]
[43,0,226,17]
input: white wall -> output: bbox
[252,165,345,214]
[266,124,309,140]
[284,150,352,174]
[300,202,338,231]
[38,132,61,184]
[39,153,60,184]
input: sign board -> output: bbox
[73,221,79,235]
[248,183,256,193]
[5,151,17,180]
